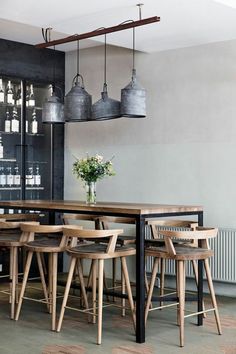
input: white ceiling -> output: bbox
[1,0,236,52]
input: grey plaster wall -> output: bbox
[64,39,236,230]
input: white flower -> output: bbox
[95,154,103,162]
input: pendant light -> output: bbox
[92,34,121,121]
[121,26,146,118]
[42,37,65,123]
[64,40,92,122]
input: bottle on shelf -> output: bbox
[6,167,14,187]
[28,84,35,107]
[26,86,29,107]
[6,80,14,105]
[31,109,38,134]
[0,135,4,159]
[11,106,20,133]
[16,85,22,106]
[0,78,5,103]
[26,166,34,186]
[0,167,6,186]
[14,165,21,186]
[25,118,29,133]
[34,165,41,186]
[5,109,11,132]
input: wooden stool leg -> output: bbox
[176,260,180,326]
[10,247,17,319]
[204,259,222,335]
[41,254,47,276]
[15,251,33,321]
[103,269,110,303]
[97,259,104,345]
[77,259,90,322]
[92,260,97,324]
[121,262,126,317]
[121,257,136,332]
[48,251,53,314]
[87,260,93,288]
[112,258,116,302]
[145,257,159,324]
[177,260,185,347]
[51,253,58,331]
[15,249,19,304]
[36,252,50,312]
[160,258,165,307]
[57,257,77,332]
[9,247,13,304]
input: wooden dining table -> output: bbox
[0,200,203,343]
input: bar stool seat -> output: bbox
[0,235,25,247]
[69,243,136,259]
[26,238,65,253]
[146,245,213,260]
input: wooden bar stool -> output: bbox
[145,227,222,347]
[145,220,198,305]
[0,215,40,319]
[56,226,136,345]
[15,224,65,330]
[61,213,103,298]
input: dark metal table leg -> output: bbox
[48,211,56,225]
[198,211,204,326]
[136,216,145,343]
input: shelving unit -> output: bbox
[0,74,58,211]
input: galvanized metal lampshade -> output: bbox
[121,69,146,118]
[92,83,121,121]
[42,91,64,124]
[64,74,92,122]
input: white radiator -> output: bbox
[145,227,236,283]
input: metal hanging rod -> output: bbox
[35,16,160,49]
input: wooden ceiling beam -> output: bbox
[35,16,160,49]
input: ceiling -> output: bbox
[1,0,236,53]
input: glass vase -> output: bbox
[85,181,96,204]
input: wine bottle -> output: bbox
[0,167,6,186]
[34,165,41,186]
[6,167,14,186]
[31,109,38,134]
[5,110,11,132]
[28,84,35,107]
[25,119,29,133]
[11,107,19,133]
[0,78,4,103]
[16,85,22,106]
[26,167,34,186]
[26,86,29,107]
[6,81,14,105]
[14,165,21,186]
[0,136,3,159]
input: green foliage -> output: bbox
[72,154,115,183]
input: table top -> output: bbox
[0,200,203,216]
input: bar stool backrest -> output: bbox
[20,224,63,245]
[61,213,100,229]
[159,227,218,257]
[63,226,123,254]
[146,220,198,240]
[99,216,135,230]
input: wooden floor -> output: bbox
[0,283,234,354]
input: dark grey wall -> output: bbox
[0,38,65,85]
